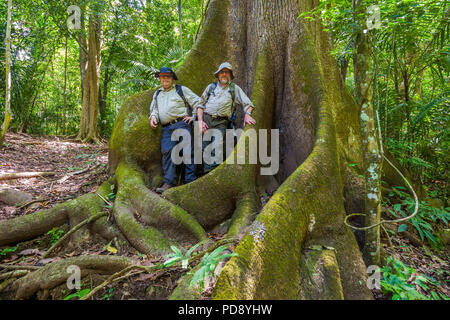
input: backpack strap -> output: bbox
[229,82,236,122]
[207,82,218,101]
[175,84,192,116]
[205,82,237,122]
[150,89,163,119]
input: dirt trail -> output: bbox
[0,132,109,221]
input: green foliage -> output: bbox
[0,0,202,138]
[101,288,114,300]
[46,227,65,246]
[298,0,449,192]
[107,192,116,201]
[0,244,19,256]
[386,186,449,248]
[63,288,91,300]
[189,245,237,291]
[163,242,201,269]
[380,256,446,300]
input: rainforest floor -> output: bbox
[0,132,448,300]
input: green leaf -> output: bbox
[398,224,408,232]
[170,245,182,256]
[163,256,181,267]
[430,291,440,300]
[215,253,238,261]
[63,289,90,300]
[208,245,228,259]
[185,242,201,257]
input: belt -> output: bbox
[162,117,185,127]
[205,113,229,121]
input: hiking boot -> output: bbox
[156,183,173,194]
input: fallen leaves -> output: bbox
[0,132,108,222]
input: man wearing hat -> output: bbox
[196,62,256,173]
[149,67,202,193]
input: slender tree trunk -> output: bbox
[63,34,68,135]
[352,0,382,265]
[99,68,109,135]
[77,12,102,143]
[0,0,13,147]
[99,36,116,136]
[178,0,183,54]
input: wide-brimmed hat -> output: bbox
[155,67,178,80]
[214,62,234,79]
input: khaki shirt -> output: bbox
[149,85,202,125]
[198,82,254,118]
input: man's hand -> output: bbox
[150,116,158,129]
[198,120,208,134]
[183,116,194,124]
[244,113,256,126]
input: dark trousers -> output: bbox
[202,114,229,173]
[161,120,196,186]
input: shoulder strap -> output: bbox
[229,82,236,119]
[229,82,236,103]
[151,89,162,115]
[207,82,217,100]
[175,84,192,116]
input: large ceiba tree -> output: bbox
[0,0,374,299]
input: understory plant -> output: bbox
[386,186,449,248]
[189,245,237,291]
[46,227,65,246]
[163,243,202,269]
[380,256,447,300]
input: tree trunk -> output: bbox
[110,0,372,299]
[62,34,68,135]
[99,42,115,136]
[0,0,373,300]
[352,0,382,266]
[76,12,102,143]
[178,0,183,55]
[0,0,13,147]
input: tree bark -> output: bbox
[76,12,102,143]
[62,34,68,135]
[109,0,372,299]
[0,0,373,300]
[0,0,13,147]
[178,0,183,55]
[352,0,382,266]
[99,36,116,136]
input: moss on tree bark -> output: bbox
[0,0,374,300]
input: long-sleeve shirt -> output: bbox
[198,82,255,118]
[149,85,202,125]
